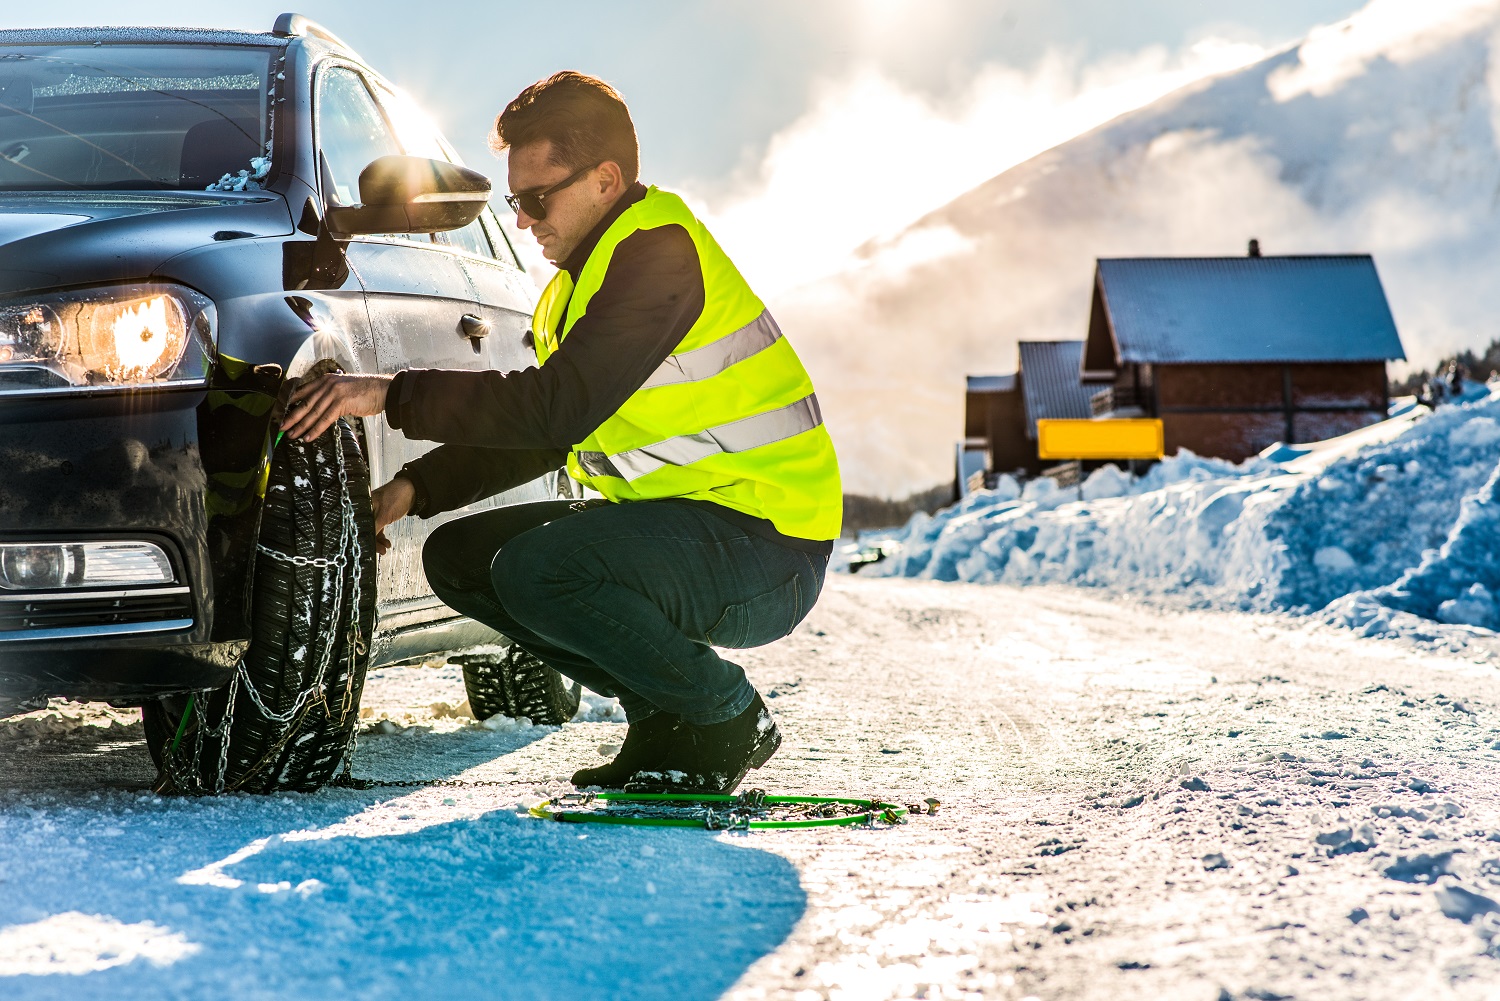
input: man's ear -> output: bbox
[595,160,626,200]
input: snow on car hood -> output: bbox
[0,192,295,298]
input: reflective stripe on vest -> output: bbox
[576,392,822,482]
[639,309,783,390]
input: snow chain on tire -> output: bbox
[145,419,376,794]
[457,645,582,726]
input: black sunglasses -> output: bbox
[504,163,599,220]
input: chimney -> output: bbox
[1248,238,1262,258]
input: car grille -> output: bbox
[0,587,194,635]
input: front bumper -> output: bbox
[0,382,269,700]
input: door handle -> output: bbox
[460,313,490,354]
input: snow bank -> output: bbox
[0,700,138,741]
[854,386,1500,639]
[355,660,626,734]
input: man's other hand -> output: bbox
[370,477,416,556]
[283,373,393,441]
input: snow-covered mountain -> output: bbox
[778,0,1500,496]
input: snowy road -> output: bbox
[8,575,1500,999]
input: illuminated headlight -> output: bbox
[0,284,214,392]
[0,542,176,590]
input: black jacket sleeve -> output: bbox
[396,445,568,519]
[386,224,705,448]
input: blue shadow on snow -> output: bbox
[0,724,806,1001]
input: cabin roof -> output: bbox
[1089,255,1406,367]
[1019,340,1094,438]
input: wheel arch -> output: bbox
[201,293,375,642]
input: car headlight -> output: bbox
[0,283,214,393]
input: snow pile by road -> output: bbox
[0,700,139,742]
[857,385,1500,641]
[354,663,625,735]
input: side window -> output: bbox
[372,83,498,260]
[443,216,495,258]
[479,207,524,270]
[315,66,403,208]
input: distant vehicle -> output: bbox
[0,14,578,792]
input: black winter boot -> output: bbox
[571,712,681,788]
[624,693,781,795]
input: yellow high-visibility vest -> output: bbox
[532,187,842,541]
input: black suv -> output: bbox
[0,15,576,792]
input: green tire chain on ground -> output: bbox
[530,790,910,830]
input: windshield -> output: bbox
[0,44,274,192]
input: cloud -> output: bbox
[778,1,1500,496]
[502,42,1274,289]
[586,35,1268,498]
[685,38,1270,300]
[1268,0,1499,100]
[496,5,1500,503]
[779,129,1325,496]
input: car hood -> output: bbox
[0,192,295,297]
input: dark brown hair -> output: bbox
[491,71,639,185]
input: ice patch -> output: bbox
[0,913,198,975]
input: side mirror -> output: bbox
[325,155,491,237]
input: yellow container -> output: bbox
[1036,418,1165,461]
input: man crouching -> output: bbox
[283,71,842,793]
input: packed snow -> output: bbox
[854,384,1500,650]
[11,576,1500,999]
[354,662,626,735]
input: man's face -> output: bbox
[507,140,614,264]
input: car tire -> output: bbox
[456,645,581,725]
[143,419,376,793]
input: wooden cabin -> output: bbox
[1083,253,1406,461]
[1018,340,1098,474]
[961,342,1100,483]
[962,374,1022,487]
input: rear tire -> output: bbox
[456,645,581,725]
[143,420,376,793]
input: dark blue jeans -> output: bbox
[421,499,827,725]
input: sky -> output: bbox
[14,1,1386,495]
[18,0,1367,294]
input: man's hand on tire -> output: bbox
[370,477,415,556]
[283,372,393,441]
